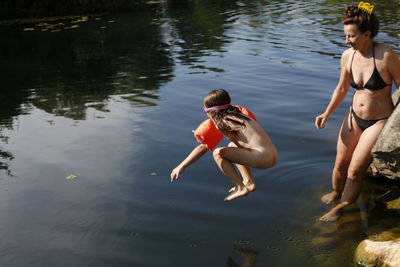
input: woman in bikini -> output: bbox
[315,3,400,222]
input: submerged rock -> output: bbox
[355,239,400,267]
[370,90,400,180]
[375,190,400,213]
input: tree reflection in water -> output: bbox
[0,1,242,175]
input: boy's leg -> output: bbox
[227,143,256,192]
[213,147,249,201]
[217,146,274,169]
[229,165,256,192]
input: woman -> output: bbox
[315,3,400,222]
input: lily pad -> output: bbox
[66,173,80,179]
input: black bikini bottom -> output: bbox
[351,108,388,131]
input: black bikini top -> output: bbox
[350,44,389,90]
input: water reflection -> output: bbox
[0,9,175,174]
[1,12,175,117]
[1,0,398,123]
[0,79,29,176]
[0,147,13,176]
[166,0,239,72]
[227,246,258,267]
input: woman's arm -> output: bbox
[170,144,208,181]
[315,50,351,129]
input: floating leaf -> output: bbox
[147,0,166,4]
[66,173,80,179]
[36,22,50,27]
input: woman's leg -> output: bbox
[320,119,386,222]
[341,119,386,203]
[321,112,362,204]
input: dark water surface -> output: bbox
[1,1,400,266]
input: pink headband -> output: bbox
[203,104,231,113]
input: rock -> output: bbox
[358,92,400,266]
[355,239,400,267]
[365,224,400,242]
[370,90,400,180]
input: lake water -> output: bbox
[1,0,400,266]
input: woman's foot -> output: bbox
[321,191,340,204]
[319,208,341,222]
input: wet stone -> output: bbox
[375,190,400,213]
[355,239,400,267]
[369,90,400,180]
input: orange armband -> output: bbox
[193,119,223,151]
[235,105,257,121]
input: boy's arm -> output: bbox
[170,144,208,181]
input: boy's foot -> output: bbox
[229,182,256,193]
[224,187,249,201]
[321,191,340,204]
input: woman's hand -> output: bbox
[170,165,185,182]
[315,113,328,129]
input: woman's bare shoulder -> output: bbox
[376,43,399,65]
[376,43,395,56]
[342,47,354,56]
[375,42,391,50]
[340,48,354,68]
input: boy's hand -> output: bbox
[170,165,185,182]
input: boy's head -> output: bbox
[203,89,231,109]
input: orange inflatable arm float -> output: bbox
[235,105,257,122]
[193,119,223,151]
[193,106,256,151]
